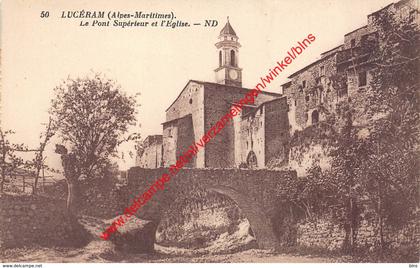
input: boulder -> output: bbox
[108,216,158,253]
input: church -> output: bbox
[136,19,290,169]
[136,0,418,170]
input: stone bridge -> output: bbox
[126,167,296,250]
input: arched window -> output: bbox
[219,51,222,67]
[319,88,324,104]
[246,151,257,169]
[311,110,319,124]
[230,50,235,66]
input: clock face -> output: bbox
[229,69,238,80]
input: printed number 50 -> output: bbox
[40,11,49,18]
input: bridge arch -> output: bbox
[206,185,278,249]
[127,167,297,252]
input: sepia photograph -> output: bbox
[0,0,419,266]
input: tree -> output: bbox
[358,6,420,250]
[328,5,419,252]
[0,129,26,193]
[50,73,140,214]
[355,131,419,250]
[24,118,55,195]
[327,103,363,251]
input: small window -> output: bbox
[189,98,193,104]
[320,66,325,76]
[358,71,367,87]
[168,129,172,136]
[302,80,306,88]
[351,39,356,47]
[294,100,297,106]
[305,95,310,102]
[312,110,319,124]
[230,50,236,66]
[219,51,222,67]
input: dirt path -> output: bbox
[1,245,337,263]
[0,216,337,263]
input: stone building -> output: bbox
[136,135,163,168]
[238,97,290,168]
[282,45,343,132]
[282,0,418,132]
[161,20,288,169]
[140,0,417,170]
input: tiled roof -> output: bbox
[220,21,237,36]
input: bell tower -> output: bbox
[214,17,242,87]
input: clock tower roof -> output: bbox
[220,17,237,36]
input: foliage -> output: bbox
[329,72,348,98]
[270,5,419,254]
[49,73,140,179]
[23,118,55,194]
[134,141,145,163]
[277,166,333,220]
[0,122,57,194]
[0,129,26,192]
[321,7,419,249]
[354,7,420,235]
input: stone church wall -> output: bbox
[204,85,239,168]
[264,97,290,166]
[203,82,280,168]
[164,81,205,167]
[165,82,204,123]
[162,121,179,167]
[175,115,196,168]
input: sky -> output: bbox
[1,0,396,170]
